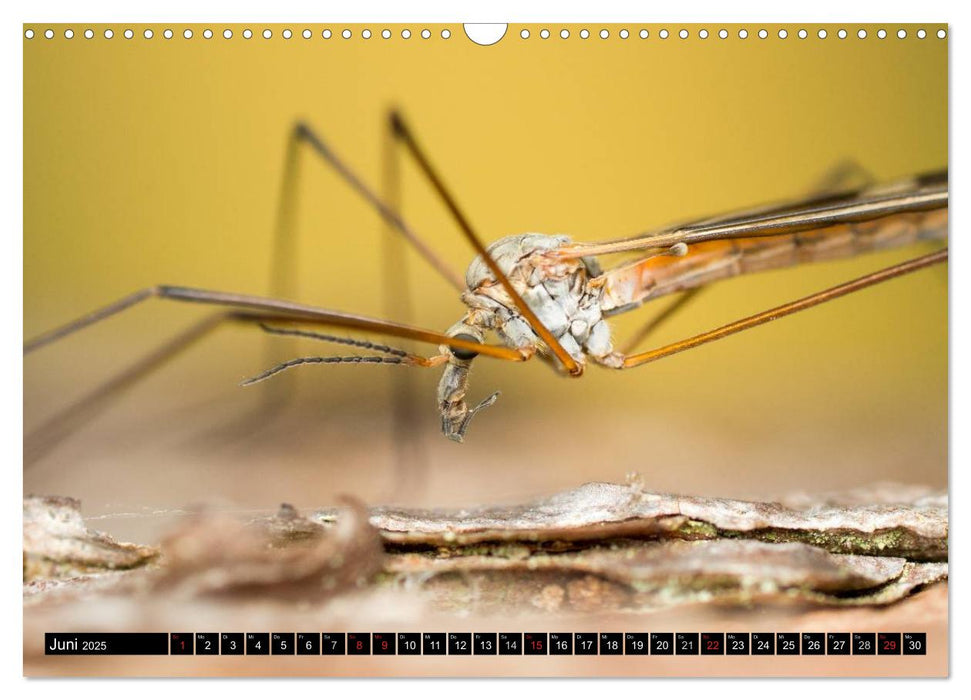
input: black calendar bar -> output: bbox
[42,632,929,656]
[45,633,169,655]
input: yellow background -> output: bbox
[24,24,947,530]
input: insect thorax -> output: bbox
[454,233,618,366]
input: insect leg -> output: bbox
[26,284,525,361]
[388,111,582,375]
[616,248,947,369]
[287,120,464,291]
[25,285,521,452]
[260,120,470,414]
[25,313,227,465]
[381,116,428,500]
[25,294,487,464]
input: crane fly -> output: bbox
[23,112,948,446]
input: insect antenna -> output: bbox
[251,321,425,385]
[258,323,411,357]
[241,354,410,386]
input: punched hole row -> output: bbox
[518,27,946,41]
[24,27,453,40]
[24,26,947,41]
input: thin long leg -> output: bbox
[618,248,947,369]
[388,111,582,376]
[27,118,472,453]
[258,119,474,410]
[262,120,468,407]
[291,121,464,291]
[24,285,525,362]
[23,116,512,458]
[269,126,303,305]
[263,127,306,407]
[25,304,461,467]
[24,288,155,354]
[25,314,227,465]
[382,116,428,500]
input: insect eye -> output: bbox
[449,333,480,360]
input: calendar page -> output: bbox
[22,17,948,678]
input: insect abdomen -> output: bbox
[600,207,948,313]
